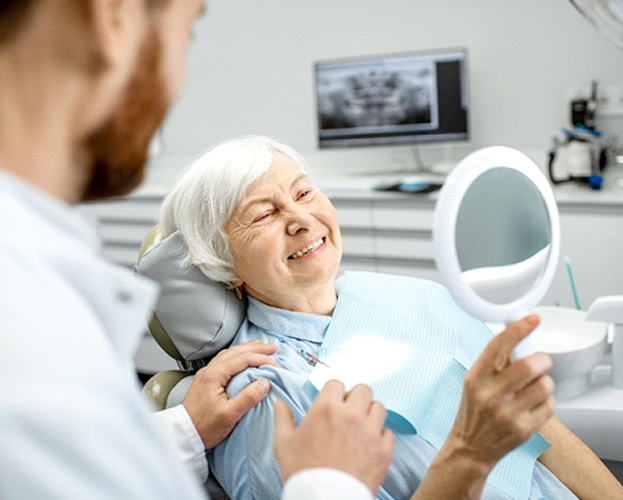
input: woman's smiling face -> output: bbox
[224,153,342,313]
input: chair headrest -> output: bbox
[136,228,247,365]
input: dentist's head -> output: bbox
[0,0,205,202]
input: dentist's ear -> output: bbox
[88,0,147,73]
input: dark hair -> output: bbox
[0,0,39,44]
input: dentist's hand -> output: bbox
[274,380,394,496]
[183,340,278,450]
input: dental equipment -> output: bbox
[585,295,623,389]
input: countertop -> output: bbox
[136,157,623,206]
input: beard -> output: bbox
[79,28,170,201]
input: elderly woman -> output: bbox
[159,136,620,500]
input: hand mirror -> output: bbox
[433,146,561,359]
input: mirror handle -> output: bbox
[510,334,535,362]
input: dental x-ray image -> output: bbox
[317,61,439,132]
[314,48,469,148]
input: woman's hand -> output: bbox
[274,380,395,496]
[413,315,554,499]
[182,340,279,450]
[451,314,555,468]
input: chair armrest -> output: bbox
[143,370,192,410]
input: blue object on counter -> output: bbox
[399,179,431,192]
[375,178,443,194]
[588,174,603,190]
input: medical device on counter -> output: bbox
[548,81,608,190]
[548,126,607,190]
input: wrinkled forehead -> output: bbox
[234,154,310,211]
[253,153,308,189]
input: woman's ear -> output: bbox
[231,280,245,300]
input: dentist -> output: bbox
[0,1,390,498]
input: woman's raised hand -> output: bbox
[452,315,555,467]
[413,315,554,499]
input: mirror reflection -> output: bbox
[455,167,551,305]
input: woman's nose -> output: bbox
[285,205,314,235]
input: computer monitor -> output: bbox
[315,47,469,148]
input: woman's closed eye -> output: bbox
[296,188,314,201]
[252,209,276,224]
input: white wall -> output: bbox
[148,0,623,185]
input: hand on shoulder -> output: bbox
[183,340,278,449]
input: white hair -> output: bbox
[159,136,309,285]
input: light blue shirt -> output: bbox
[209,291,577,500]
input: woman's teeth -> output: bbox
[289,238,324,260]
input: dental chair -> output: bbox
[136,225,247,409]
[136,226,247,499]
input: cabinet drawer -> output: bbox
[99,223,156,245]
[87,200,161,223]
[376,234,435,260]
[373,203,435,231]
[341,232,375,258]
[334,202,374,229]
[339,258,377,275]
[79,195,164,268]
[377,262,441,282]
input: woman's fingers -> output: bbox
[449,315,556,467]
[474,315,541,375]
[499,352,553,395]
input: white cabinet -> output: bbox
[328,191,441,283]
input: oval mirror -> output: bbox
[433,146,561,359]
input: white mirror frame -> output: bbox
[434,146,561,329]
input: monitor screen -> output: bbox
[315,48,469,148]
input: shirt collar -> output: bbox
[246,296,331,342]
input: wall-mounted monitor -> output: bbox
[315,47,469,148]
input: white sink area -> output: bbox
[529,306,623,465]
[531,306,608,401]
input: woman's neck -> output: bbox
[246,281,337,316]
